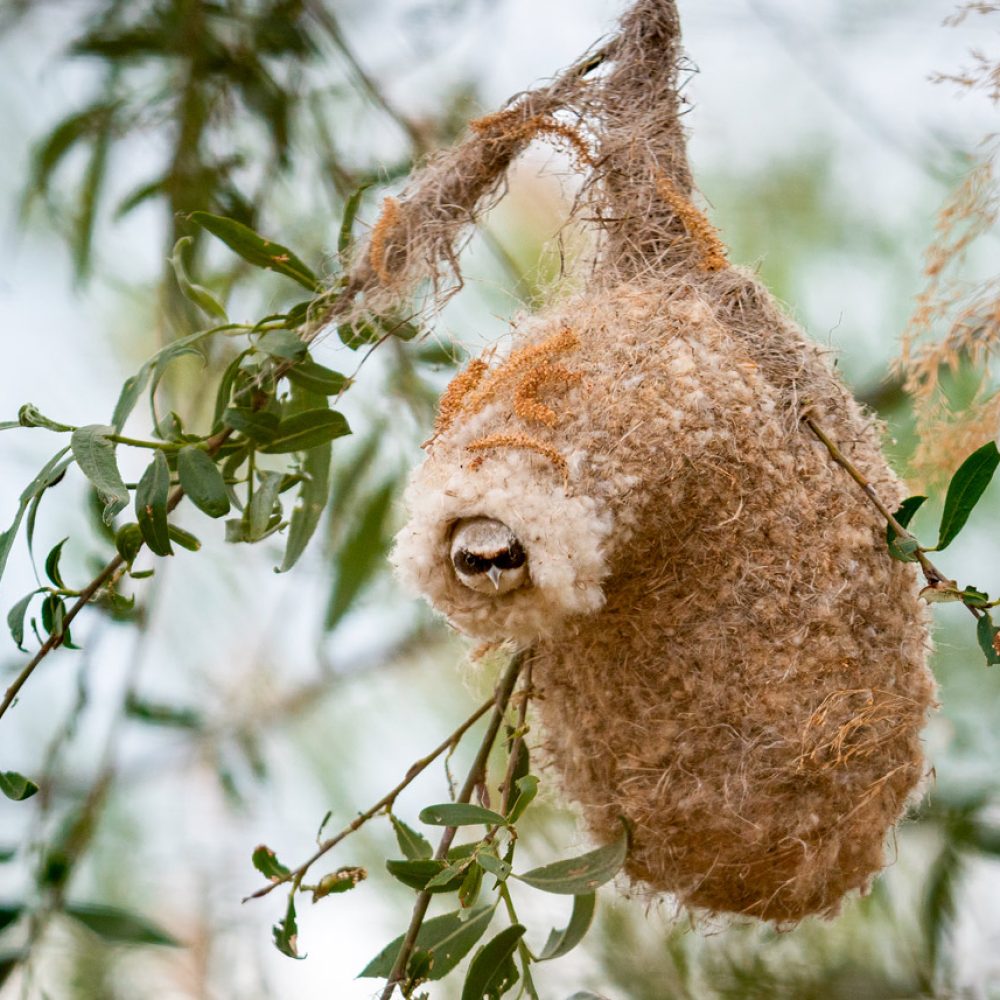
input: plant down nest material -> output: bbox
[343,0,937,921]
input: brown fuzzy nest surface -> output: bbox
[371,0,936,922]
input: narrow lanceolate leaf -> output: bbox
[390,814,433,861]
[170,236,227,319]
[190,212,321,292]
[124,694,202,729]
[224,408,279,443]
[258,410,351,454]
[461,925,525,1000]
[8,589,44,651]
[44,538,69,588]
[272,894,303,959]
[325,480,394,630]
[386,859,467,894]
[177,447,230,518]
[247,471,283,541]
[338,184,370,254]
[936,442,1000,551]
[419,803,509,828]
[166,524,201,551]
[0,772,38,802]
[886,495,927,562]
[515,824,628,895]
[507,774,539,824]
[252,845,291,882]
[0,905,22,932]
[477,853,512,882]
[64,903,178,946]
[71,425,129,524]
[257,329,307,361]
[278,440,331,573]
[0,447,72,586]
[977,612,1000,666]
[285,359,351,396]
[359,905,495,981]
[135,451,172,556]
[536,893,596,961]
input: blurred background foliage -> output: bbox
[1,0,999,997]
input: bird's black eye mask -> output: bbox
[452,539,527,576]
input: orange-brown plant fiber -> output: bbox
[386,0,936,923]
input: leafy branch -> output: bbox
[804,414,1000,663]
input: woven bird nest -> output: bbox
[352,0,937,921]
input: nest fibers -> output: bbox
[353,0,936,922]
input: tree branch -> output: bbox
[243,685,496,902]
[803,413,976,616]
[379,652,525,1000]
[0,427,234,722]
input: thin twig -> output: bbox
[380,653,525,1000]
[0,428,234,722]
[803,414,977,617]
[243,689,496,902]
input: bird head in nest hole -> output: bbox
[449,516,530,595]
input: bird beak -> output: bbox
[487,565,503,590]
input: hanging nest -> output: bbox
[347,0,936,922]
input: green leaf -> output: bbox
[476,853,512,882]
[515,824,628,895]
[71,425,129,524]
[166,524,200,551]
[224,407,280,443]
[135,452,172,557]
[247,471,284,541]
[962,586,990,608]
[28,101,118,197]
[285,359,351,396]
[0,906,22,933]
[64,903,178,947]
[0,772,38,802]
[0,448,72,587]
[0,848,16,863]
[258,410,351,454]
[257,329,307,361]
[359,905,495,981]
[386,859,467,894]
[8,589,44,651]
[325,479,394,630]
[18,404,74,433]
[177,447,231,518]
[111,366,153,433]
[459,862,484,909]
[252,845,291,882]
[338,184,371,254]
[211,351,251,432]
[461,925,524,1000]
[115,523,144,565]
[507,774,538,824]
[191,212,321,292]
[419,804,509,828]
[41,594,67,640]
[170,236,227,319]
[936,442,1000,551]
[272,894,303,959]
[977,612,1000,666]
[536,893,596,961]
[124,694,202,729]
[887,495,927,561]
[44,538,69,589]
[391,815,433,861]
[277,440,330,573]
[311,866,366,901]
